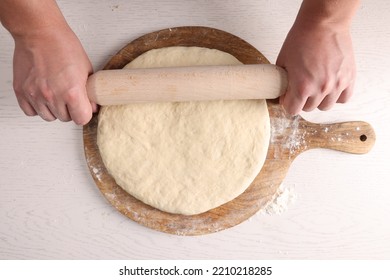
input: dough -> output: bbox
[97,46,270,215]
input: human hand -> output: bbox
[12,26,96,125]
[276,21,356,115]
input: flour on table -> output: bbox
[260,184,297,215]
[97,46,271,215]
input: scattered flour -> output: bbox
[270,116,307,158]
[260,183,297,215]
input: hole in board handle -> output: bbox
[360,134,367,142]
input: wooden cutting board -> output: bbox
[83,26,375,236]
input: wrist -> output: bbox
[16,25,69,42]
[0,0,70,39]
[12,24,84,69]
[296,0,359,32]
[7,19,71,41]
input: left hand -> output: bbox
[12,25,96,125]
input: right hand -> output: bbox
[276,21,356,116]
[12,26,96,125]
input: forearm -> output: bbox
[0,0,69,38]
[297,0,360,29]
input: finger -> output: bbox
[281,88,308,116]
[47,101,72,122]
[337,85,354,104]
[16,97,38,116]
[18,84,55,121]
[318,91,342,111]
[66,87,92,125]
[25,89,64,122]
[303,94,326,112]
[14,88,37,116]
[303,77,340,111]
[36,104,56,122]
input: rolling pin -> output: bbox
[86,64,288,105]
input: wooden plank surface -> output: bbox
[1,0,389,259]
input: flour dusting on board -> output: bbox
[271,115,307,158]
[92,166,104,182]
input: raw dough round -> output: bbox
[97,46,270,215]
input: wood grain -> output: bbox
[83,27,375,236]
[86,65,288,105]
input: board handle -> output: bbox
[302,121,376,154]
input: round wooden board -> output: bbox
[83,26,376,236]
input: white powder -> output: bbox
[260,183,297,215]
[270,115,307,158]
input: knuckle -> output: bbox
[20,78,38,97]
[35,82,55,104]
[19,81,55,103]
[64,87,82,104]
[41,89,54,103]
[296,81,313,99]
[335,77,344,88]
[21,84,36,99]
[320,80,334,95]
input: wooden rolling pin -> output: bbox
[86,64,288,105]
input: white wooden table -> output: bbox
[1,0,389,259]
